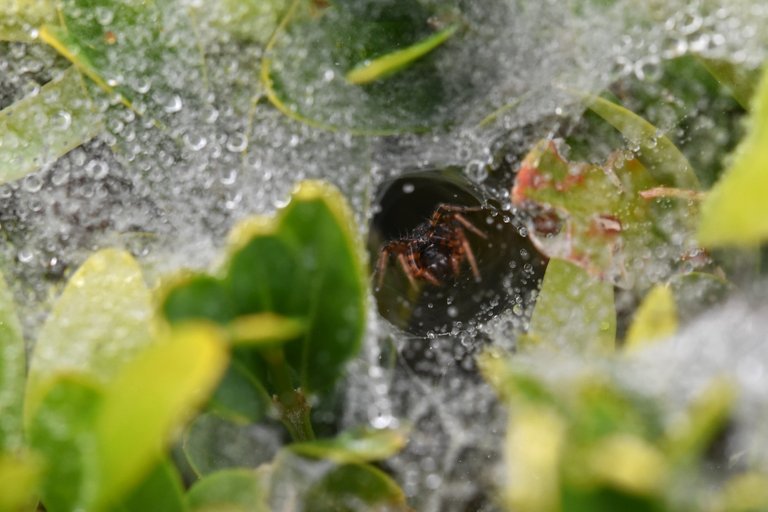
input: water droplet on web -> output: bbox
[226,133,248,153]
[163,94,183,114]
[22,175,43,193]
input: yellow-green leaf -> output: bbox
[624,285,678,350]
[95,323,228,509]
[527,258,616,354]
[698,63,768,247]
[346,24,458,85]
[25,249,153,422]
[0,66,102,184]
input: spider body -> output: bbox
[375,204,488,289]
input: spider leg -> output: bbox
[458,230,482,282]
[375,247,391,290]
[397,253,419,290]
[431,204,488,239]
[420,270,442,287]
[453,213,488,239]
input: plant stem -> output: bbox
[263,348,315,442]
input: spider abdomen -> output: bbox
[419,242,455,282]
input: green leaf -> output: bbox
[95,323,229,509]
[226,181,367,394]
[624,285,678,350]
[0,452,40,512]
[112,459,186,512]
[346,24,458,85]
[526,258,616,353]
[586,95,700,190]
[288,427,409,464]
[27,376,104,512]
[698,63,768,247]
[38,0,164,107]
[302,463,408,512]
[26,249,154,422]
[261,0,457,133]
[0,271,25,452]
[187,469,267,512]
[207,361,270,424]
[163,180,367,401]
[0,0,55,41]
[0,65,103,184]
[268,451,409,512]
[182,414,280,478]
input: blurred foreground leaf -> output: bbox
[624,285,678,350]
[112,460,186,512]
[0,66,102,184]
[26,249,153,421]
[0,452,40,512]
[698,63,768,247]
[29,324,227,511]
[0,272,25,452]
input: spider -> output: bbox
[374,204,488,290]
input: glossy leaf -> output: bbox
[0,271,25,452]
[288,427,409,464]
[112,460,186,512]
[261,0,459,133]
[27,376,104,512]
[698,63,768,247]
[0,66,102,184]
[586,95,700,189]
[624,285,678,350]
[95,323,228,509]
[526,258,616,353]
[513,139,701,289]
[0,0,55,41]
[0,452,40,512]
[26,249,154,422]
[187,469,267,512]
